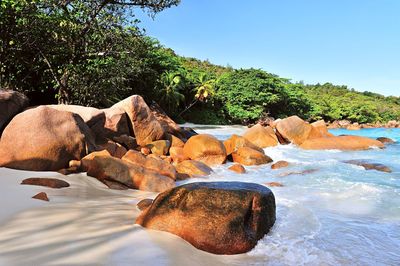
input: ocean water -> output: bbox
[180,125,400,266]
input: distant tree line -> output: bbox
[1,0,400,124]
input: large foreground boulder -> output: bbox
[112,95,166,146]
[300,136,385,150]
[242,124,278,148]
[275,116,312,145]
[0,90,29,134]
[136,182,276,255]
[0,106,96,171]
[183,134,227,166]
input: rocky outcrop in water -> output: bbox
[135,182,276,255]
[21,177,70,188]
[183,134,227,166]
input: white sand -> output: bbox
[0,168,245,266]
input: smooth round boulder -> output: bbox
[0,106,96,171]
[300,136,385,150]
[224,134,265,156]
[275,116,312,145]
[242,124,278,148]
[183,134,227,166]
[135,182,276,255]
[169,146,189,164]
[112,95,166,146]
[232,147,273,166]
[0,90,29,134]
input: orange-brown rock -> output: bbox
[242,124,278,148]
[265,182,284,187]
[99,140,127,159]
[347,123,361,130]
[175,160,213,179]
[150,102,188,140]
[32,192,49,202]
[137,198,153,211]
[183,134,226,166]
[21,178,70,188]
[135,182,276,255]
[232,147,272,166]
[147,140,171,156]
[141,147,151,155]
[0,106,96,171]
[308,120,334,139]
[169,134,185,148]
[228,164,246,174]
[112,95,166,146]
[113,134,137,150]
[223,134,265,156]
[82,153,174,192]
[0,90,29,134]
[122,150,177,180]
[300,136,385,150]
[275,116,312,145]
[377,137,395,144]
[271,161,289,170]
[344,160,392,173]
[169,147,188,164]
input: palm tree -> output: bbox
[179,72,215,116]
[159,71,185,113]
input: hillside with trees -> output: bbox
[1,0,400,125]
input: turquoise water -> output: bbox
[181,126,400,266]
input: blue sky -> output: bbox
[136,0,399,96]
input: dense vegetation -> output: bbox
[1,0,400,124]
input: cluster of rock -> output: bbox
[327,120,400,130]
[0,90,392,255]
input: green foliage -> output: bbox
[1,0,399,124]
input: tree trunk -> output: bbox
[58,70,70,104]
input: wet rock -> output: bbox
[175,160,213,179]
[136,182,276,255]
[279,169,319,177]
[147,140,171,156]
[344,160,392,173]
[264,182,284,187]
[137,198,153,211]
[271,161,289,170]
[376,137,395,144]
[300,136,385,150]
[0,90,29,135]
[242,124,278,148]
[228,164,246,174]
[223,134,265,156]
[21,178,70,188]
[275,116,312,145]
[112,95,166,146]
[232,147,272,166]
[0,106,96,171]
[122,150,177,180]
[183,134,227,166]
[32,192,49,202]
